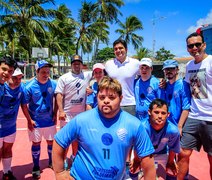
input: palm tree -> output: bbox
[0,0,57,62]
[115,15,143,50]
[75,1,109,56]
[135,47,152,60]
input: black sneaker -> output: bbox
[32,166,41,179]
[3,171,17,180]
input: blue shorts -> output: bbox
[180,117,212,155]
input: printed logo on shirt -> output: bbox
[116,128,127,141]
[92,166,119,178]
[70,97,84,104]
[101,133,113,146]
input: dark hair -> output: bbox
[149,99,168,111]
[0,56,17,69]
[186,32,204,43]
[113,38,127,49]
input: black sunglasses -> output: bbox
[187,42,202,49]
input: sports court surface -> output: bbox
[0,109,210,180]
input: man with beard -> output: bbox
[177,32,212,180]
[162,59,191,135]
[52,76,156,180]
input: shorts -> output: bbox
[181,117,212,155]
[121,105,136,116]
[0,132,16,148]
[28,125,56,142]
[154,153,168,170]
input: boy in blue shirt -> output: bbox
[53,76,156,180]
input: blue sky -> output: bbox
[53,0,212,58]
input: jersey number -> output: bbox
[103,148,110,159]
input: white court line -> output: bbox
[17,126,60,131]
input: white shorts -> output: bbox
[60,115,75,128]
[0,132,16,148]
[28,125,56,142]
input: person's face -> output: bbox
[93,68,104,82]
[36,67,50,84]
[8,74,23,89]
[139,65,152,80]
[114,43,127,62]
[163,67,178,81]
[97,89,122,119]
[187,36,206,62]
[0,63,14,84]
[148,104,169,130]
[71,61,83,74]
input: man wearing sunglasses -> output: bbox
[178,32,212,180]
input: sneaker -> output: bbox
[3,171,17,180]
[32,166,41,179]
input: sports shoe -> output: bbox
[32,166,41,179]
[3,171,17,180]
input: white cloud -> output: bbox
[187,9,212,33]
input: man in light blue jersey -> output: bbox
[0,66,25,180]
[22,60,58,179]
[135,58,162,122]
[142,99,180,180]
[52,76,156,180]
[162,59,191,135]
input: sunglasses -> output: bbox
[187,42,202,49]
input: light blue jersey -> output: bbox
[24,78,57,128]
[86,81,98,108]
[0,83,26,137]
[162,79,191,125]
[142,120,180,154]
[55,108,154,179]
[135,76,162,121]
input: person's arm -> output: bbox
[86,104,92,110]
[166,151,178,176]
[21,104,35,131]
[140,155,156,180]
[56,93,66,121]
[53,95,58,125]
[52,140,71,180]
[178,110,189,136]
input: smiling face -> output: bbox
[113,42,127,63]
[8,74,23,89]
[187,35,206,63]
[139,65,152,81]
[71,61,83,75]
[148,104,169,131]
[36,66,51,84]
[0,62,15,84]
[93,68,104,82]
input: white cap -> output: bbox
[92,63,105,71]
[140,58,152,67]
[12,68,24,76]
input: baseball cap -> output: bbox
[92,63,105,71]
[35,60,53,70]
[12,67,24,76]
[140,58,152,67]
[71,55,83,64]
[162,59,178,70]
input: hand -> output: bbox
[166,161,178,176]
[159,78,166,89]
[129,157,141,174]
[86,86,93,96]
[58,111,66,121]
[55,170,73,180]
[28,119,35,131]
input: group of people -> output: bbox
[0,31,211,180]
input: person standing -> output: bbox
[86,63,106,110]
[141,99,180,179]
[21,60,58,179]
[105,38,140,116]
[135,58,162,122]
[52,76,156,180]
[162,59,191,135]
[177,32,212,179]
[55,55,92,167]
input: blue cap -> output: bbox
[35,60,53,70]
[162,59,178,70]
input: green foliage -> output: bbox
[155,47,175,61]
[95,47,115,62]
[134,47,152,60]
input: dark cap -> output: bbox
[71,55,83,64]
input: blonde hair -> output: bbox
[98,76,122,96]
